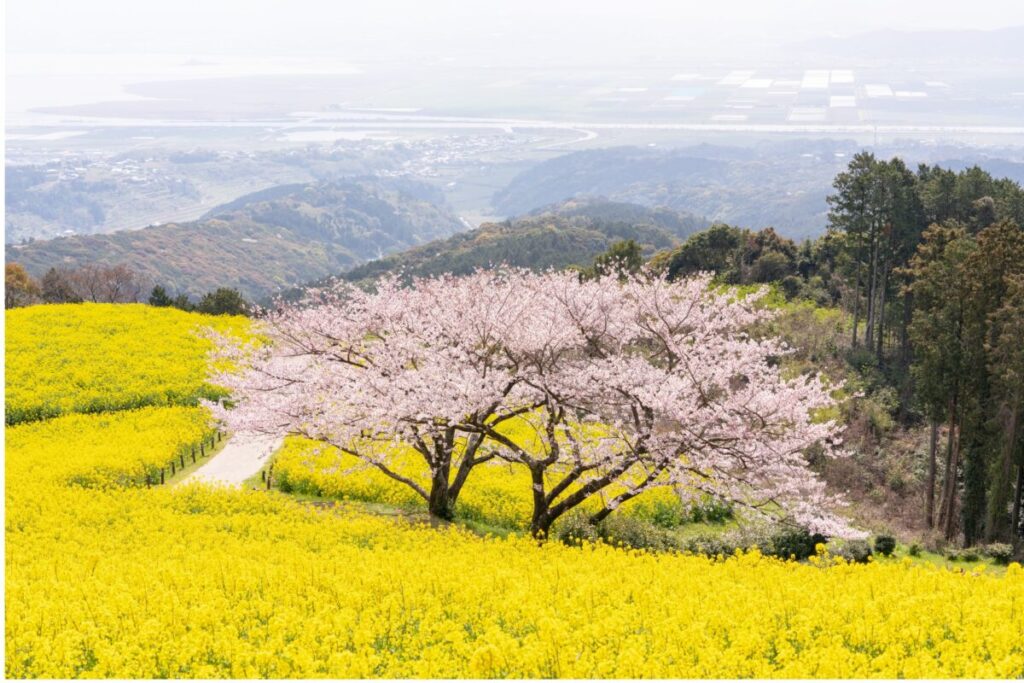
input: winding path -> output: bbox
[179,433,282,487]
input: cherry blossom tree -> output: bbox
[208,269,858,537]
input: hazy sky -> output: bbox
[8,0,1024,62]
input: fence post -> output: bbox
[201,442,206,457]
[171,461,176,475]
[180,453,185,468]
[160,469,165,485]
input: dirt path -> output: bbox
[179,432,282,487]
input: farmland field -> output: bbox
[4,304,1024,678]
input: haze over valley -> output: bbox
[8,2,1024,296]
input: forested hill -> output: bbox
[7,179,465,299]
[336,199,707,285]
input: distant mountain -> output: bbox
[7,179,465,299]
[492,143,854,239]
[335,198,707,285]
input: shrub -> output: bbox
[771,526,828,561]
[984,543,1014,565]
[553,511,598,546]
[874,535,897,557]
[276,470,295,494]
[836,540,873,564]
[908,543,922,557]
[961,548,980,563]
[945,549,961,562]
[596,515,678,553]
[694,498,734,524]
[643,498,689,528]
[685,534,737,558]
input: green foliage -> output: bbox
[662,224,799,286]
[148,286,173,307]
[553,510,600,546]
[595,515,679,553]
[770,527,829,561]
[834,540,873,564]
[873,535,897,556]
[196,288,250,317]
[908,543,922,557]
[340,201,703,288]
[984,543,1015,565]
[588,239,644,280]
[627,495,733,529]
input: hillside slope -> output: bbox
[337,198,707,284]
[8,179,465,299]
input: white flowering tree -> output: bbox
[209,269,856,537]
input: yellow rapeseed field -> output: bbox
[4,303,247,425]
[5,304,1024,679]
[273,434,687,531]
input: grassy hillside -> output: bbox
[8,179,465,299]
[337,198,706,285]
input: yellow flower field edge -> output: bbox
[4,303,249,425]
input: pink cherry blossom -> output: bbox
[207,269,861,538]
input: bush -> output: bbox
[553,511,598,546]
[689,497,733,524]
[945,549,961,562]
[908,543,922,557]
[835,540,872,564]
[961,548,980,563]
[873,535,897,557]
[596,515,678,553]
[771,526,828,561]
[984,543,1014,565]
[685,533,739,558]
[643,498,689,528]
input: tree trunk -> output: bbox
[926,420,938,528]
[938,397,957,530]
[942,411,963,541]
[529,465,551,539]
[876,268,888,364]
[852,260,863,348]
[865,228,880,349]
[1012,463,1023,550]
[427,460,453,520]
[897,291,914,424]
[900,290,913,368]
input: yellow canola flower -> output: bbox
[5,303,248,425]
[6,303,1024,679]
[5,407,211,493]
[6,411,1024,679]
